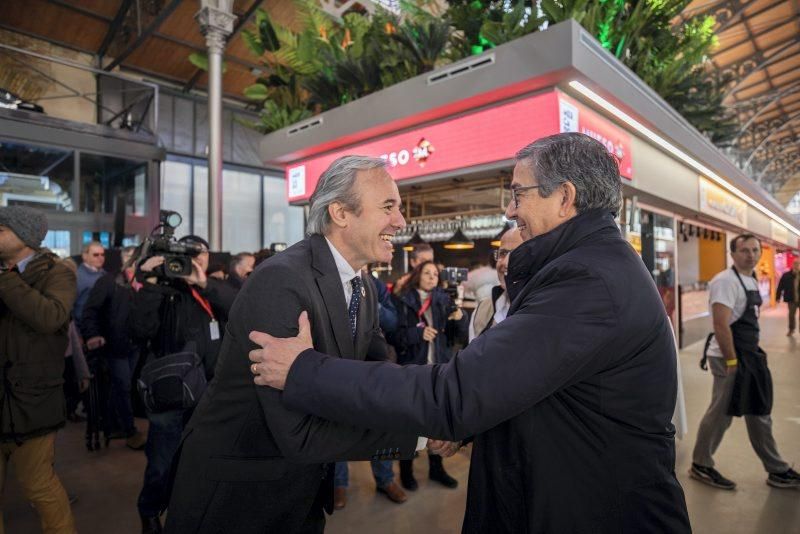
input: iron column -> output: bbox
[196,1,236,251]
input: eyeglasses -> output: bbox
[91,252,105,257]
[493,248,512,261]
[510,185,542,209]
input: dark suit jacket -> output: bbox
[281,211,691,533]
[165,234,417,534]
[776,270,797,303]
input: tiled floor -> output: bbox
[4,307,799,533]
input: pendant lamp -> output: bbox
[402,230,427,251]
[444,227,474,250]
[490,222,512,247]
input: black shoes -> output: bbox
[767,468,800,489]
[400,459,418,491]
[140,515,163,534]
[689,463,736,490]
[429,468,459,489]
[400,470,418,491]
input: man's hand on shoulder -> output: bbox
[249,311,313,390]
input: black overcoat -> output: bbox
[283,210,691,533]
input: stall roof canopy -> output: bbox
[679,0,800,204]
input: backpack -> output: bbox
[137,351,207,413]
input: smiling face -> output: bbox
[496,228,524,290]
[331,168,406,269]
[417,262,440,292]
[504,161,577,241]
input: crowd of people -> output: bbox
[0,132,797,534]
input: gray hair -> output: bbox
[81,240,104,254]
[515,133,622,215]
[306,155,388,236]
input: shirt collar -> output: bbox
[16,252,36,273]
[325,237,359,286]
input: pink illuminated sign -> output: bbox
[286,90,633,202]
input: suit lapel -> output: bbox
[311,235,356,359]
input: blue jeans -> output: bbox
[137,409,187,518]
[106,352,138,435]
[334,460,394,489]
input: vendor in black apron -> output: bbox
[690,234,800,490]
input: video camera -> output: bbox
[439,267,468,315]
[137,210,203,281]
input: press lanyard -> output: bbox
[417,294,433,321]
[190,287,216,321]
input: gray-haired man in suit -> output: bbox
[165,156,449,533]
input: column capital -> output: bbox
[196,4,237,50]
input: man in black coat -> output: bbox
[165,156,422,534]
[251,133,692,533]
[81,246,145,449]
[775,259,800,335]
[129,235,236,533]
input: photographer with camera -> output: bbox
[128,215,235,534]
[389,260,467,492]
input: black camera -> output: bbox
[439,267,468,315]
[138,211,203,280]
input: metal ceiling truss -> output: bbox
[723,36,800,99]
[713,15,797,57]
[744,111,800,168]
[103,0,183,72]
[731,83,800,144]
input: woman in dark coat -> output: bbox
[390,261,468,490]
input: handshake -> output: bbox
[427,439,462,458]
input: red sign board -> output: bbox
[286,89,632,202]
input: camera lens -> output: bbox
[167,259,184,274]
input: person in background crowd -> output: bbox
[205,261,227,281]
[390,260,468,491]
[128,235,235,533]
[250,133,692,532]
[226,252,255,291]
[469,227,523,341]
[74,241,106,330]
[253,247,274,268]
[61,257,89,422]
[0,206,77,534]
[81,246,146,451]
[462,259,498,303]
[393,243,434,295]
[691,234,800,490]
[61,259,91,401]
[775,259,800,336]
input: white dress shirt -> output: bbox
[325,237,360,309]
[325,238,427,451]
[493,293,510,326]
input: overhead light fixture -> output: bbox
[490,222,512,247]
[444,228,474,250]
[402,230,426,251]
[568,81,800,237]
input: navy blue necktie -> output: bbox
[348,276,362,339]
